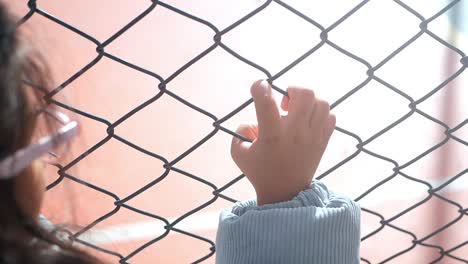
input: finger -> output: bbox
[231,124,258,162]
[281,94,289,111]
[250,80,281,140]
[286,87,316,125]
[309,99,330,139]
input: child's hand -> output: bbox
[231,80,336,205]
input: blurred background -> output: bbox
[6,0,468,263]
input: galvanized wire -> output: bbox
[17,0,468,263]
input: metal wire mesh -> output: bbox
[16,0,467,263]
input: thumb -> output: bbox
[230,124,258,162]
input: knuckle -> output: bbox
[286,86,301,99]
[288,86,313,97]
[302,89,315,99]
[320,99,330,108]
[318,100,330,113]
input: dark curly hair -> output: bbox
[0,3,100,264]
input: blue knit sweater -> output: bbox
[216,181,361,264]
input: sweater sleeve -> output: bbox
[215,181,361,264]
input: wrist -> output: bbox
[256,184,309,206]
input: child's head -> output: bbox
[0,3,98,263]
[0,0,53,224]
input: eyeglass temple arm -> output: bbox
[0,121,78,180]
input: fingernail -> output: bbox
[260,80,271,96]
[281,95,289,110]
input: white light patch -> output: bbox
[78,175,467,245]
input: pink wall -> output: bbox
[7,1,467,263]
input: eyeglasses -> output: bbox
[0,109,78,180]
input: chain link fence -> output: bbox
[16,0,467,263]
